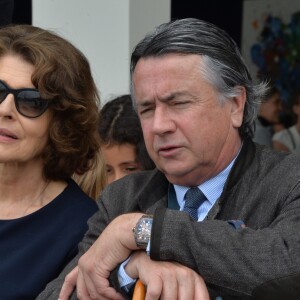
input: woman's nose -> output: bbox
[0,94,16,118]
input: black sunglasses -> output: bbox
[0,79,49,118]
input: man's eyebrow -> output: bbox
[136,99,153,109]
[160,93,177,102]
[137,92,187,107]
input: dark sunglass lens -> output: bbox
[0,81,8,102]
[16,91,49,117]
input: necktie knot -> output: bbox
[183,187,206,220]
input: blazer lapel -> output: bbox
[136,169,169,214]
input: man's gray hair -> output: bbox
[130,18,268,138]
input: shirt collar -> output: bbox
[173,150,240,208]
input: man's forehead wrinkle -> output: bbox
[150,91,188,103]
[157,92,177,102]
[137,92,175,106]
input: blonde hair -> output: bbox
[73,150,107,200]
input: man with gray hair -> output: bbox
[39,18,300,300]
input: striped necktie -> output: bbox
[183,187,206,220]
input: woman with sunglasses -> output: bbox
[0,24,102,299]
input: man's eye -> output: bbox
[173,101,189,106]
[139,108,152,115]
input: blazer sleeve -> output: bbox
[150,188,300,297]
[252,273,300,300]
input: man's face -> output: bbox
[133,54,245,186]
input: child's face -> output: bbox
[102,143,143,184]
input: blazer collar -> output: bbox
[224,137,256,192]
[137,138,256,214]
[206,137,256,219]
[137,169,169,213]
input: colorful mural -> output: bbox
[242,0,300,103]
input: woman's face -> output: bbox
[0,54,52,167]
[102,143,143,184]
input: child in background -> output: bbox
[74,94,155,199]
[99,94,155,184]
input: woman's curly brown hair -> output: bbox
[0,24,101,180]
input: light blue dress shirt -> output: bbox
[118,154,238,291]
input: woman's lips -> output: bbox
[0,128,18,141]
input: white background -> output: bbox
[32,0,170,103]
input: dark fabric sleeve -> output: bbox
[150,206,166,260]
[252,273,300,300]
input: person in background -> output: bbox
[99,94,155,184]
[39,18,300,300]
[253,85,282,146]
[73,94,155,199]
[0,24,100,299]
[272,90,300,152]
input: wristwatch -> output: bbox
[132,215,153,249]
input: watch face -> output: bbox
[134,216,153,248]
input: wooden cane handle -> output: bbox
[132,279,146,300]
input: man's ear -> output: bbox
[230,86,246,128]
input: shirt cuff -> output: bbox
[146,239,151,255]
[118,257,137,293]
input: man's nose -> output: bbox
[152,107,176,135]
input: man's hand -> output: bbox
[58,264,124,300]
[59,212,209,299]
[127,251,209,300]
[59,213,144,299]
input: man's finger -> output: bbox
[145,275,163,300]
[76,269,92,299]
[58,267,78,300]
[194,276,210,300]
[77,267,124,300]
[177,271,194,300]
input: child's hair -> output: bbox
[99,94,155,170]
[73,94,155,200]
